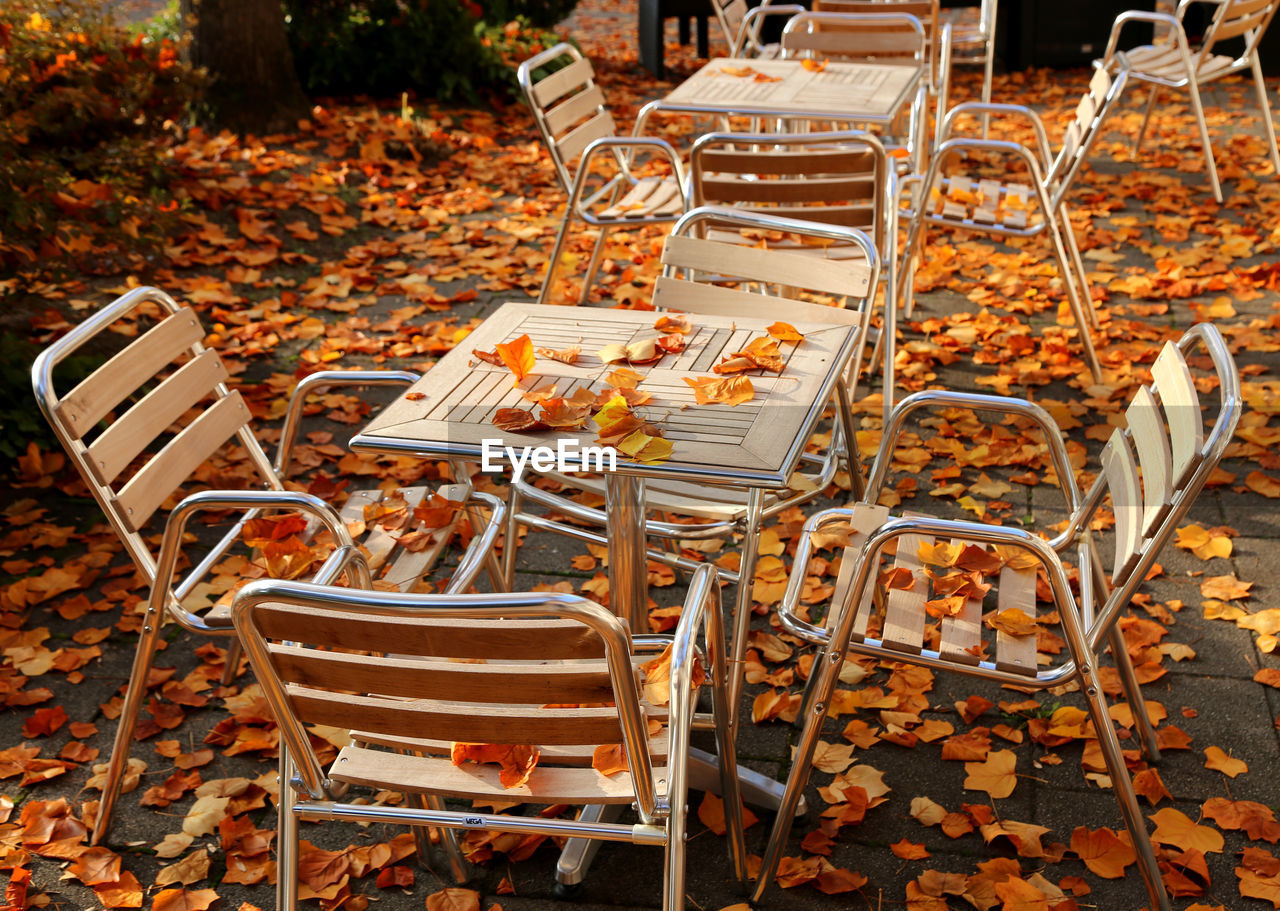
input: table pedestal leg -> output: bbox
[556,804,623,887]
[606,473,648,634]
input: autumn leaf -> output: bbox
[1070,826,1135,878]
[426,887,482,911]
[491,407,548,433]
[767,321,804,342]
[1149,807,1224,854]
[986,608,1037,637]
[1203,745,1248,778]
[683,375,754,406]
[890,838,929,860]
[450,743,540,790]
[963,749,1017,798]
[151,888,220,911]
[494,333,535,381]
[591,744,627,777]
[536,344,580,364]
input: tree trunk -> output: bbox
[181,0,310,134]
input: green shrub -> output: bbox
[283,0,572,101]
[0,0,197,278]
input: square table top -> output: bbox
[657,56,922,123]
[352,302,860,488]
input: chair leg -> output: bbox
[578,224,613,305]
[1134,85,1158,158]
[1046,212,1103,382]
[278,750,300,911]
[1078,660,1172,911]
[1057,204,1101,331]
[727,490,765,723]
[538,211,577,305]
[424,794,469,884]
[1109,624,1162,762]
[91,615,165,845]
[1185,71,1224,203]
[663,792,688,911]
[751,637,840,903]
[897,210,926,320]
[980,28,995,140]
[220,637,242,686]
[502,485,524,591]
[1250,55,1280,175]
[881,204,900,422]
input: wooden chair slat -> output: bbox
[661,234,872,298]
[530,55,596,109]
[1151,340,1204,486]
[253,603,609,660]
[830,503,891,641]
[698,148,878,177]
[110,391,252,533]
[1101,430,1144,583]
[652,276,865,326]
[993,566,1038,676]
[937,539,984,666]
[269,644,617,705]
[880,530,927,654]
[331,744,646,804]
[86,349,228,486]
[380,484,468,591]
[1089,64,1111,105]
[287,687,625,745]
[55,308,204,439]
[699,175,876,205]
[599,176,683,218]
[1126,386,1174,536]
[556,110,617,165]
[544,84,607,136]
[351,725,671,766]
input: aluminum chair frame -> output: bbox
[233,562,746,911]
[940,0,998,138]
[751,323,1242,911]
[518,43,688,305]
[32,286,503,845]
[688,129,903,418]
[504,205,878,714]
[896,64,1131,383]
[712,0,806,56]
[1100,0,1280,203]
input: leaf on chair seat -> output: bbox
[242,514,310,547]
[640,642,705,706]
[450,743,540,790]
[413,493,464,530]
[986,608,1037,638]
[591,744,627,777]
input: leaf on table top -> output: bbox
[538,397,592,430]
[606,366,645,388]
[494,334,535,381]
[653,313,690,334]
[767,321,804,342]
[682,375,754,406]
[617,430,672,464]
[492,407,548,433]
[535,344,580,364]
[598,338,659,365]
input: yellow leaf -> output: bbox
[1203,745,1248,778]
[963,749,1017,798]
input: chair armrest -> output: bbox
[275,369,420,479]
[586,134,686,183]
[1100,10,1188,66]
[939,102,1052,165]
[151,489,369,635]
[774,506,860,646]
[863,390,1083,543]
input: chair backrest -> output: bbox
[1088,324,1240,632]
[518,43,617,194]
[654,206,878,331]
[804,1,937,71]
[1196,0,1278,65]
[713,0,751,50]
[232,580,661,813]
[1046,65,1129,200]
[32,287,277,577]
[690,130,891,256]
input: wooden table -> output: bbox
[354,301,852,883]
[353,300,861,634]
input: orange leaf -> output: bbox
[591,744,628,777]
[152,889,219,911]
[1149,807,1224,854]
[767,321,804,342]
[93,870,143,909]
[890,838,929,860]
[1070,826,1135,878]
[426,887,482,911]
[963,749,1017,799]
[535,344,580,365]
[494,334,535,381]
[986,608,1037,637]
[1204,745,1248,778]
[450,743,540,790]
[1202,797,1280,842]
[653,313,690,334]
[801,58,828,72]
[491,408,547,433]
[682,375,754,406]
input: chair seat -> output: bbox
[928,176,1041,231]
[597,176,686,219]
[1123,45,1240,84]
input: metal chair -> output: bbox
[689,129,902,417]
[752,323,1242,911]
[1099,0,1280,203]
[940,0,998,138]
[32,286,504,845]
[505,205,878,711]
[518,43,687,305]
[711,0,805,56]
[232,563,746,911]
[897,64,1131,383]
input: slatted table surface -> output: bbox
[353,302,860,489]
[657,57,922,124]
